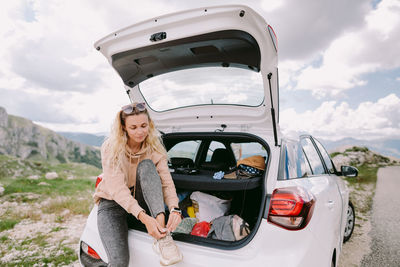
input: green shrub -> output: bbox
[330,152,341,158]
[345,146,369,153]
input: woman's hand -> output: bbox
[166,211,182,232]
[138,212,167,240]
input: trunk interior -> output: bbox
[128,132,270,249]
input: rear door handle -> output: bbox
[327,200,335,210]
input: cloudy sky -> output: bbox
[1,0,399,141]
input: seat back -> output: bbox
[202,148,236,171]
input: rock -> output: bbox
[45,172,58,179]
[67,175,75,180]
[0,186,4,196]
[38,182,50,186]
[0,106,7,127]
[331,146,393,169]
[60,209,70,217]
[28,175,39,180]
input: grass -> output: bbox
[344,164,379,215]
[20,233,48,247]
[0,220,20,232]
[0,153,100,200]
[3,177,95,198]
[42,196,93,216]
[0,207,42,227]
[0,154,101,181]
[0,238,77,266]
[50,226,65,233]
[345,164,378,185]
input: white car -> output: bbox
[79,5,356,267]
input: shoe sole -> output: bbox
[160,254,183,266]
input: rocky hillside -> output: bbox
[0,107,100,168]
[331,146,398,169]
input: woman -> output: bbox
[93,102,183,266]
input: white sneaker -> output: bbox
[153,233,183,266]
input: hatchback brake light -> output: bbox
[81,241,101,259]
[267,186,315,230]
[95,175,103,188]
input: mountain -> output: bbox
[0,107,101,168]
[321,137,400,159]
[57,132,106,147]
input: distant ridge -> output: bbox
[321,137,400,159]
[58,132,106,148]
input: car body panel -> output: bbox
[274,175,342,264]
[81,208,329,267]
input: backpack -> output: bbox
[207,215,250,241]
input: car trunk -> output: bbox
[127,132,269,249]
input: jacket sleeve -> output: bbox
[101,145,145,219]
[155,155,179,211]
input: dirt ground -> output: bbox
[338,183,374,267]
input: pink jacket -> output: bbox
[93,143,179,219]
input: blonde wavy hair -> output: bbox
[102,106,167,171]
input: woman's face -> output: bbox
[124,113,149,145]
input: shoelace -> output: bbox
[158,234,178,256]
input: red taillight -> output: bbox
[95,175,103,188]
[81,241,101,259]
[267,186,315,230]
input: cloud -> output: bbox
[0,1,113,93]
[280,93,400,140]
[261,0,370,61]
[290,0,400,97]
[0,88,80,123]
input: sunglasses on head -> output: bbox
[121,102,146,114]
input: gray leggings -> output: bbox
[97,159,166,267]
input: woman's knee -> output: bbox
[137,159,156,172]
[137,159,159,182]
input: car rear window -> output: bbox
[167,140,201,161]
[138,67,264,111]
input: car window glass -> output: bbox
[138,67,264,111]
[167,140,200,161]
[301,138,326,175]
[205,141,226,162]
[313,139,335,174]
[230,142,267,161]
[279,140,312,179]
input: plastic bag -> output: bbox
[190,221,211,237]
[190,191,231,222]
